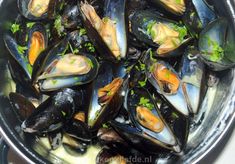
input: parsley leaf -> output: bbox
[11,23,20,34]
[54,15,65,36]
[139,97,154,110]
[17,45,28,55]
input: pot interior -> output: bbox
[0,0,234,163]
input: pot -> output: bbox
[0,0,234,163]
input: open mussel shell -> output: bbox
[125,87,178,148]
[183,0,216,37]
[79,0,127,62]
[26,23,48,66]
[179,52,206,114]
[21,88,84,133]
[110,111,180,154]
[149,0,186,16]
[64,119,92,143]
[4,23,48,86]
[9,92,35,122]
[32,34,99,92]
[31,37,69,84]
[62,133,88,156]
[18,0,50,20]
[18,0,64,20]
[88,62,125,130]
[104,0,127,59]
[4,34,31,80]
[199,18,235,71]
[37,53,99,92]
[144,51,189,116]
[130,10,191,57]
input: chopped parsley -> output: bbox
[205,36,224,62]
[175,0,181,4]
[171,23,188,42]
[149,49,157,62]
[79,28,87,36]
[26,22,35,28]
[131,90,135,95]
[52,79,58,85]
[11,23,20,34]
[147,21,157,38]
[61,111,66,116]
[138,77,147,87]
[17,45,28,55]
[85,58,94,68]
[26,63,33,75]
[102,123,109,128]
[139,62,146,71]
[84,42,95,53]
[54,15,65,36]
[139,97,154,110]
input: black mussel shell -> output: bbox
[64,119,92,143]
[88,62,124,130]
[144,50,190,116]
[62,133,88,156]
[125,87,178,149]
[21,88,84,133]
[160,103,189,148]
[48,130,63,150]
[9,92,35,122]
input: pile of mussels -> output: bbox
[4,0,235,163]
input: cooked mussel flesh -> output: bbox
[145,51,189,116]
[130,10,191,57]
[150,0,186,16]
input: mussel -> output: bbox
[32,34,99,92]
[79,0,127,61]
[150,0,186,16]
[144,51,189,116]
[18,0,64,20]
[18,0,50,20]
[4,23,48,83]
[199,18,235,71]
[111,87,180,154]
[21,88,85,133]
[9,92,36,122]
[130,10,191,57]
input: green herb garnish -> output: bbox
[79,28,87,36]
[139,97,154,110]
[205,36,224,62]
[17,45,28,55]
[52,79,58,85]
[84,42,95,53]
[26,22,35,28]
[54,15,65,36]
[11,23,20,34]
[147,21,157,38]
[138,77,147,87]
[171,24,188,42]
